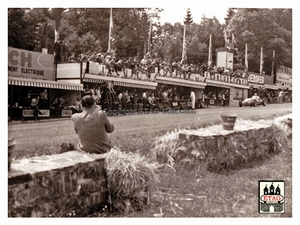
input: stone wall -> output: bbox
[177,117,291,173]
[8,151,108,217]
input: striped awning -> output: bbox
[155,76,206,89]
[8,76,83,91]
[83,74,157,90]
[249,83,265,89]
[264,84,278,90]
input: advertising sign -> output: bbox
[276,72,292,89]
[204,72,248,86]
[62,109,72,117]
[22,109,34,117]
[248,73,264,84]
[8,47,55,81]
[38,110,50,117]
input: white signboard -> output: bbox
[8,47,55,80]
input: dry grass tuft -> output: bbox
[105,147,161,214]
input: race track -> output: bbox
[8,103,292,158]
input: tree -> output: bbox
[224,8,237,26]
[184,8,193,26]
[8,8,37,51]
[225,8,292,74]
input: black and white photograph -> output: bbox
[5,0,298,223]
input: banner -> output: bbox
[38,110,50,117]
[8,47,55,80]
[204,71,248,86]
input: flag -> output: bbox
[260,47,264,74]
[208,34,212,68]
[148,19,152,54]
[224,30,228,47]
[108,8,114,51]
[182,25,187,63]
[245,43,248,71]
[232,33,237,46]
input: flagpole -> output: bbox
[224,30,228,48]
[245,43,248,72]
[208,34,212,68]
[182,25,186,62]
[260,47,263,74]
[108,8,113,51]
[148,18,152,54]
[271,50,275,76]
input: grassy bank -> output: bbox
[101,112,292,217]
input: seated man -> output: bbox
[71,95,114,154]
[252,93,261,101]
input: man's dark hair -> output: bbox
[81,95,95,108]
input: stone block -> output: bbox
[174,120,287,173]
[8,151,108,217]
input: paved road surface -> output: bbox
[8,103,292,159]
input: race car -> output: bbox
[239,96,267,107]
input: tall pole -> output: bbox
[271,50,276,83]
[181,25,187,63]
[208,34,212,68]
[260,47,263,74]
[108,8,113,52]
[148,18,152,54]
[271,50,275,76]
[53,8,64,42]
[245,43,248,72]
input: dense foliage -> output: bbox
[8,8,292,74]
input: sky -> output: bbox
[159,7,227,25]
[4,0,296,27]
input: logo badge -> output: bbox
[258,180,285,214]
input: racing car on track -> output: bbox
[239,94,267,107]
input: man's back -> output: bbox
[71,106,114,154]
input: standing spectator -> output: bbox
[83,85,92,96]
[121,90,128,110]
[148,92,156,110]
[39,89,48,109]
[25,93,32,109]
[117,92,123,103]
[162,89,169,109]
[108,81,115,93]
[70,96,82,113]
[31,96,40,120]
[71,95,114,154]
[142,90,148,109]
[190,90,196,110]
[278,89,284,104]
[58,95,66,109]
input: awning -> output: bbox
[264,84,278,90]
[249,83,264,89]
[8,76,83,91]
[155,76,206,89]
[83,74,157,90]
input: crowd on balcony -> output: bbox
[68,51,248,81]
